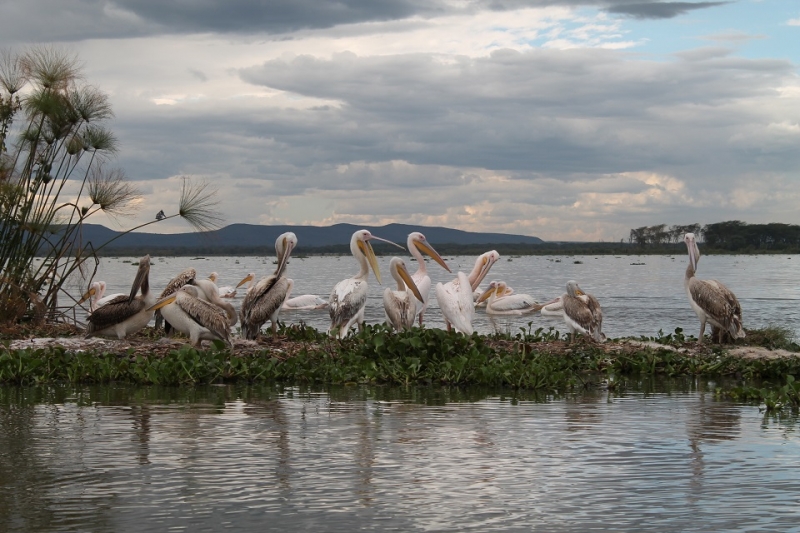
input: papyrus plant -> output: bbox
[0,47,221,324]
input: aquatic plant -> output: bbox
[0,47,222,325]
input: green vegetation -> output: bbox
[1,325,799,413]
[0,47,221,325]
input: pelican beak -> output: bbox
[358,239,382,284]
[575,288,585,296]
[476,286,496,305]
[78,287,96,304]
[236,273,254,288]
[689,244,698,272]
[147,294,177,312]
[472,253,498,291]
[415,239,451,273]
[396,261,424,303]
[130,256,150,301]
[275,237,295,278]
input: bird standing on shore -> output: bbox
[683,232,745,343]
[561,280,605,342]
[406,232,451,325]
[240,232,297,339]
[435,250,500,334]
[328,229,403,338]
[476,281,541,315]
[148,285,232,348]
[85,255,156,339]
[383,257,425,331]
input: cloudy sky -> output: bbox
[1,0,798,241]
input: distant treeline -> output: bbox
[629,221,800,252]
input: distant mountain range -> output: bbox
[77,223,544,255]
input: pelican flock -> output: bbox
[684,232,745,343]
[75,228,748,347]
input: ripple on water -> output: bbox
[1,384,800,532]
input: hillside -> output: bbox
[76,223,544,255]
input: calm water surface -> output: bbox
[66,254,800,339]
[1,383,799,532]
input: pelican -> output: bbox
[208,272,238,299]
[329,229,403,339]
[240,232,297,339]
[562,280,605,342]
[684,232,745,343]
[383,257,425,331]
[406,232,451,325]
[234,272,256,296]
[154,267,196,333]
[435,250,500,334]
[476,281,541,315]
[282,294,329,310]
[79,281,126,312]
[148,285,232,348]
[85,255,156,339]
[193,276,238,328]
[538,296,564,319]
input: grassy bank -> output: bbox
[2,324,800,411]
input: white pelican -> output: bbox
[282,294,329,310]
[406,232,451,325]
[234,272,256,296]
[79,281,126,312]
[383,257,425,331]
[684,232,745,343]
[240,232,297,339]
[208,272,239,299]
[435,250,500,335]
[538,296,564,319]
[148,285,232,348]
[562,280,605,342]
[193,276,238,328]
[329,229,403,339]
[476,281,541,316]
[154,267,197,333]
[85,255,156,339]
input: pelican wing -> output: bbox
[384,289,415,330]
[177,295,230,341]
[329,278,368,329]
[689,278,744,337]
[240,275,292,332]
[86,296,146,332]
[435,272,474,335]
[563,294,604,340]
[160,268,196,298]
[488,293,539,315]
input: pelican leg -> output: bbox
[698,319,706,343]
[418,312,424,327]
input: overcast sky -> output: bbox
[1,0,798,241]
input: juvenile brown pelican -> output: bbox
[684,232,745,343]
[240,232,297,339]
[476,281,541,316]
[407,232,451,325]
[85,255,156,339]
[282,294,329,310]
[154,267,196,333]
[562,280,605,342]
[329,229,403,339]
[383,257,425,331]
[435,250,499,334]
[148,285,231,348]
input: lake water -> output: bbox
[2,382,799,532]
[66,253,800,340]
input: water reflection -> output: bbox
[1,383,799,532]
